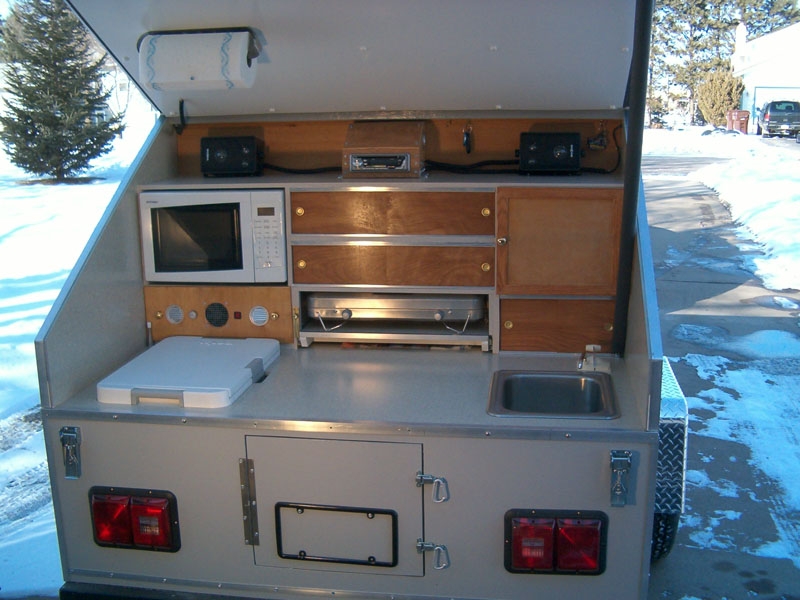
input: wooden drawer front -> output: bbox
[292,245,495,286]
[144,285,294,343]
[496,187,622,296]
[291,191,495,235]
[499,298,615,352]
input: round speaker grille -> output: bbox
[165,304,184,325]
[249,306,270,326]
[205,302,229,327]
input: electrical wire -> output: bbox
[580,125,623,175]
[262,162,341,175]
[424,159,519,175]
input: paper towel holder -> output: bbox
[136,27,262,67]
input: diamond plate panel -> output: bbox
[655,359,688,514]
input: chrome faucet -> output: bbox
[577,344,602,370]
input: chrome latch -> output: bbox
[59,426,81,479]
[578,344,602,370]
[416,471,450,503]
[416,539,451,570]
[610,450,632,507]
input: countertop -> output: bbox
[51,343,653,441]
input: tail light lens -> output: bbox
[510,518,555,571]
[556,518,603,573]
[131,496,173,548]
[91,494,132,546]
[90,487,180,552]
[505,510,607,575]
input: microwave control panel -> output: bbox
[251,190,287,283]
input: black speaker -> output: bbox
[519,132,581,173]
[201,136,264,177]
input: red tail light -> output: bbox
[556,518,603,573]
[90,487,180,552]
[91,494,132,545]
[505,510,607,575]
[510,518,555,571]
[131,496,173,548]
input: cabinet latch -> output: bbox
[59,426,81,479]
[416,471,450,503]
[416,539,451,570]
[610,450,632,507]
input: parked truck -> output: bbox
[37,1,688,599]
[756,100,800,138]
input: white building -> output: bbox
[732,20,800,132]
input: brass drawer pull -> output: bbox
[481,262,491,272]
[296,259,307,269]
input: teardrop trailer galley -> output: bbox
[37,2,688,599]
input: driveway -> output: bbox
[644,156,800,600]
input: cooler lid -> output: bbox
[67,0,637,118]
[97,337,280,409]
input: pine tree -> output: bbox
[697,68,745,126]
[0,0,124,181]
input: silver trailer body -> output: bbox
[36,1,686,599]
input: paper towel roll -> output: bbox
[139,30,257,91]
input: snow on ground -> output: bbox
[0,97,156,596]
[644,127,800,291]
[0,123,798,596]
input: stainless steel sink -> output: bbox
[488,371,619,418]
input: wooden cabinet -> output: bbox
[290,191,495,287]
[291,191,494,235]
[289,186,623,352]
[496,186,622,352]
[496,187,622,296]
[292,245,493,286]
[499,298,615,353]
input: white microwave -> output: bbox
[139,189,287,283]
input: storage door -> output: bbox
[246,436,424,576]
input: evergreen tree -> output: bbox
[0,0,124,181]
[650,0,800,125]
[697,67,745,126]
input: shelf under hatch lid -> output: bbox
[97,336,279,409]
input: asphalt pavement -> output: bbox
[644,156,800,600]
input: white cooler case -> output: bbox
[97,337,280,408]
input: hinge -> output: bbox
[416,539,451,570]
[610,450,633,507]
[239,458,260,545]
[415,471,450,503]
[59,426,81,479]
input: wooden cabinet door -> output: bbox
[291,191,495,235]
[292,245,494,286]
[496,187,622,295]
[499,298,615,352]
